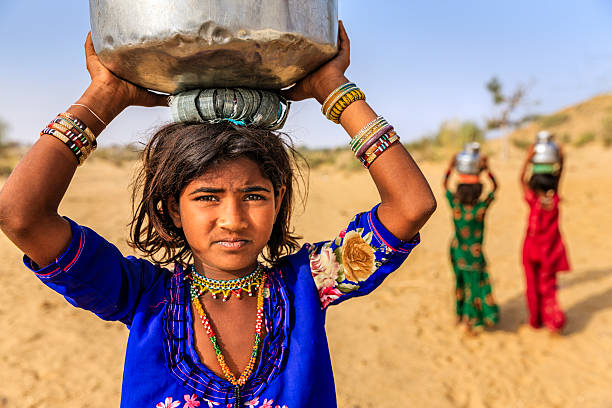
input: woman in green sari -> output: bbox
[444,156,499,333]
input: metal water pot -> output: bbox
[532,131,560,164]
[455,142,481,175]
[89,0,338,94]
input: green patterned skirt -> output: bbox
[452,266,499,328]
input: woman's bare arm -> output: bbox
[519,145,535,195]
[0,34,166,267]
[443,155,456,192]
[284,22,435,241]
[480,155,497,193]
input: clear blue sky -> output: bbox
[1,1,611,148]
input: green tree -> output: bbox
[435,119,484,148]
[485,76,530,158]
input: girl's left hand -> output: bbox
[282,20,351,104]
[480,155,489,171]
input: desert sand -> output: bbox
[1,143,612,408]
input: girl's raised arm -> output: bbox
[443,155,456,191]
[284,22,436,241]
[0,34,167,268]
[519,145,535,194]
[480,155,498,193]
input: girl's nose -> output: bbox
[217,198,248,230]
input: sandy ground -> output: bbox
[1,144,612,408]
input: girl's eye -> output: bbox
[195,195,218,202]
[245,194,265,201]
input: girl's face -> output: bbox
[169,157,285,277]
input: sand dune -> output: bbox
[1,144,612,408]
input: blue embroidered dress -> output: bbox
[25,204,419,408]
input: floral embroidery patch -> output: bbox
[156,397,181,408]
[155,396,288,408]
[184,394,201,408]
[309,216,393,309]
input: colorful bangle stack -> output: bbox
[321,82,366,123]
[349,116,400,169]
[40,112,97,165]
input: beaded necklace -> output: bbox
[190,267,267,407]
[189,264,263,301]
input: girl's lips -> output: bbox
[215,240,248,249]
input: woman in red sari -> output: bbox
[519,145,570,334]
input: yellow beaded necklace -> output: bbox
[190,268,267,406]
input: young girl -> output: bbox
[520,145,569,334]
[443,155,499,332]
[0,22,435,407]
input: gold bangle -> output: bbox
[321,82,355,114]
[323,83,360,118]
[327,88,366,123]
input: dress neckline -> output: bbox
[162,264,290,404]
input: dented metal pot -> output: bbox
[89,0,338,94]
[532,130,560,164]
[456,142,481,175]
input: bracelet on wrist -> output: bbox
[349,116,401,169]
[40,112,98,166]
[321,82,366,123]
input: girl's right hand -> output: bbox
[479,155,488,171]
[77,33,168,130]
[526,144,536,160]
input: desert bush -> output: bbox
[435,120,483,148]
[601,116,612,148]
[404,137,436,152]
[511,138,531,150]
[0,165,13,177]
[574,131,596,148]
[559,133,572,144]
[538,113,569,128]
[94,144,141,166]
[296,147,339,169]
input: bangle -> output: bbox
[70,103,108,127]
[49,122,88,153]
[349,116,385,152]
[41,127,84,164]
[321,82,366,123]
[49,119,94,158]
[349,116,386,151]
[355,125,394,158]
[350,117,390,156]
[321,82,354,114]
[50,119,87,146]
[349,116,384,151]
[360,131,400,168]
[40,112,98,166]
[59,112,98,150]
[327,89,366,123]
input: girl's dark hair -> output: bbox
[455,183,482,205]
[529,173,558,193]
[129,122,304,267]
